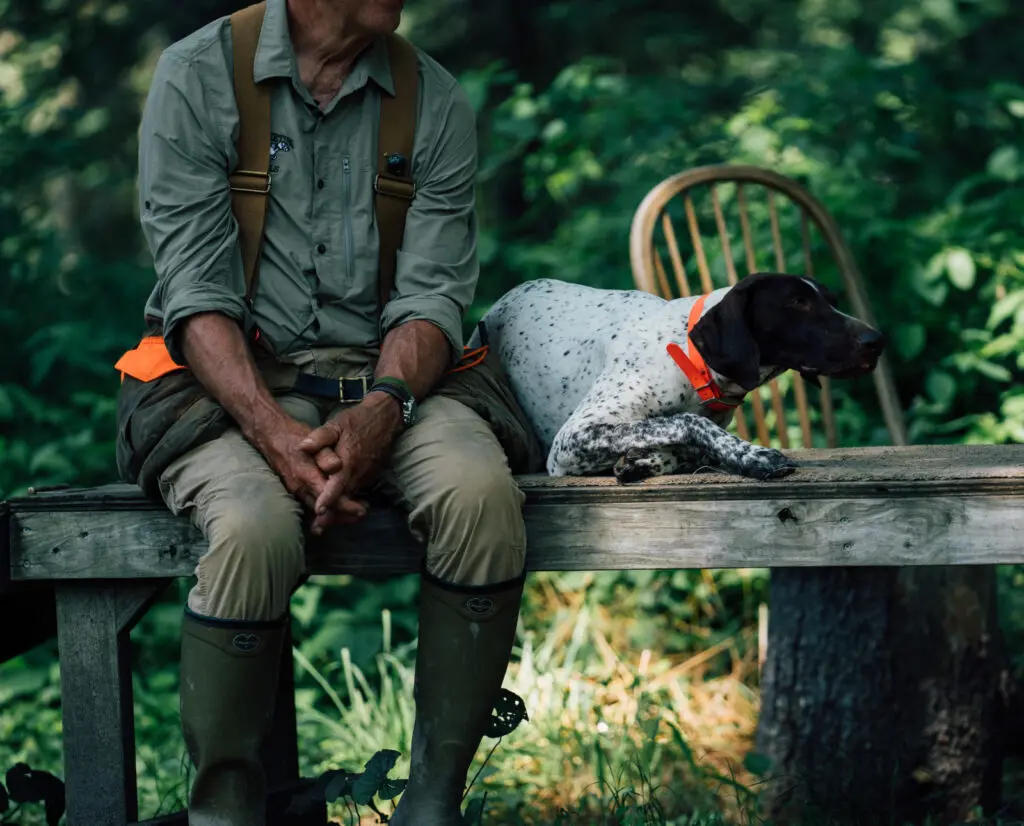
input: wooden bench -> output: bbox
[3,442,1024,825]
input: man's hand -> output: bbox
[299,320,453,533]
[261,415,369,526]
[180,313,366,527]
[300,393,404,534]
[261,415,326,508]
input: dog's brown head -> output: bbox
[689,272,885,392]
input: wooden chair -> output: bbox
[628,164,907,450]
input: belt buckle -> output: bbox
[339,375,370,403]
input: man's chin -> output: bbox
[372,2,404,28]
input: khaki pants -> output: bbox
[157,347,528,622]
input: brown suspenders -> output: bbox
[373,33,419,312]
[227,2,418,321]
[227,3,271,313]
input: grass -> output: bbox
[281,571,771,825]
[0,573,769,825]
[3,569,1024,824]
[292,603,763,824]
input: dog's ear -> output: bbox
[689,278,766,392]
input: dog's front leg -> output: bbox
[612,445,711,483]
[549,412,797,481]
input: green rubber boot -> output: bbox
[390,569,526,825]
[179,608,286,826]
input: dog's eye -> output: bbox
[788,296,813,312]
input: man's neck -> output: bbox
[286,0,372,71]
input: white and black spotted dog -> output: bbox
[473,273,885,483]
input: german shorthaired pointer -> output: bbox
[473,273,885,482]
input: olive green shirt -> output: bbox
[137,0,479,365]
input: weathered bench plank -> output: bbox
[6,445,1024,580]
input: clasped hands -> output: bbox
[267,393,404,535]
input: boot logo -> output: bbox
[464,596,495,618]
[232,633,262,653]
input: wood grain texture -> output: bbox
[8,446,1022,506]
[6,446,1023,580]
[55,584,162,826]
[0,500,13,592]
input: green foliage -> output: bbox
[292,699,525,824]
[0,763,64,825]
[462,0,1024,448]
[1,0,1023,824]
[486,687,530,738]
[1,0,1020,502]
[285,748,407,823]
[0,0,1019,489]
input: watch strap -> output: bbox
[371,376,413,400]
[369,376,416,426]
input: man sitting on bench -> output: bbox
[115,0,540,823]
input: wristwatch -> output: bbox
[369,376,418,427]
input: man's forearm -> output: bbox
[374,320,453,399]
[180,312,288,453]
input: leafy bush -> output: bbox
[0,763,64,826]
[1,1,1022,824]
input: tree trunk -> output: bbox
[755,566,1006,825]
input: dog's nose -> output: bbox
[858,329,885,354]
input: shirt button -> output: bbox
[317,179,325,189]
[317,243,326,254]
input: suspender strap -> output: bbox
[375,34,419,314]
[227,10,418,323]
[228,2,272,308]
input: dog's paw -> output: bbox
[613,450,665,484]
[744,447,798,481]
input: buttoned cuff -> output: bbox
[162,285,252,365]
[380,293,465,365]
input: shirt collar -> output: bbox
[349,36,396,97]
[252,0,395,96]
[252,0,293,83]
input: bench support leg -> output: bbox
[55,581,168,826]
[262,616,300,788]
